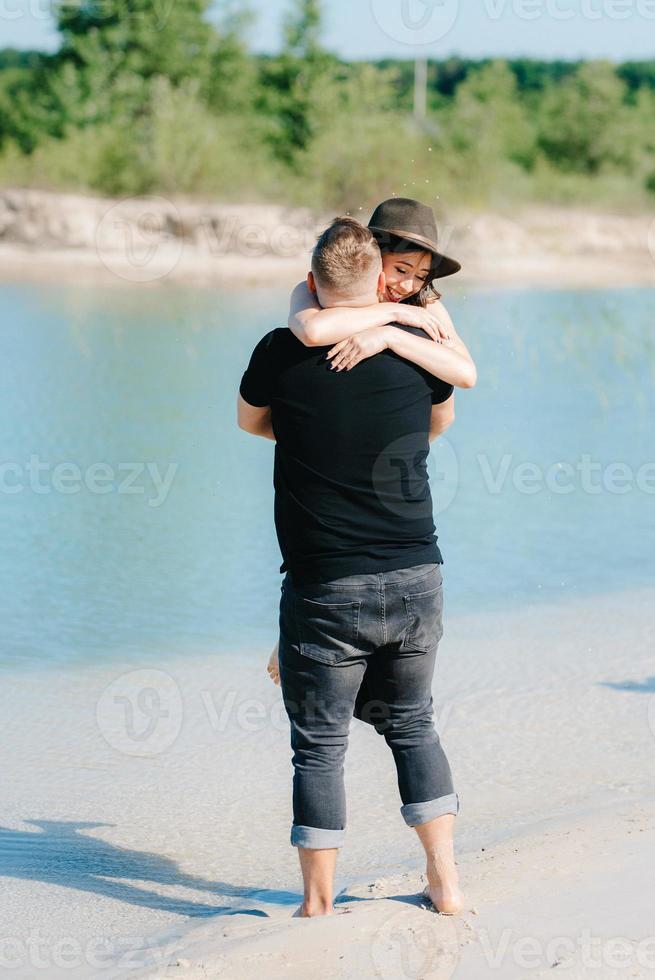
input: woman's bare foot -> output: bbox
[267,641,280,686]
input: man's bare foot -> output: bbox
[267,641,280,686]
[423,843,463,915]
[422,882,463,915]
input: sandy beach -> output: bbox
[4,5,655,974]
[1,215,652,977]
[110,801,655,980]
[1,189,654,289]
[2,583,654,979]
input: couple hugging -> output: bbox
[237,197,477,918]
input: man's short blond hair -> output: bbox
[311,217,381,294]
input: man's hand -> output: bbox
[267,640,280,686]
[326,326,392,372]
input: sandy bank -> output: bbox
[0,188,653,289]
[2,585,654,979]
[112,798,655,980]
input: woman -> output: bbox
[287,196,475,387]
[268,197,475,686]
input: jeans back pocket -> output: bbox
[401,573,444,653]
[295,595,361,665]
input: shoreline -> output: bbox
[2,585,654,979]
[1,189,653,289]
[105,795,655,980]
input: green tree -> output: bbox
[258,0,339,165]
[56,0,215,88]
[0,53,65,152]
[1,0,223,155]
[537,61,633,174]
[204,1,258,113]
[446,60,536,170]
[617,61,655,95]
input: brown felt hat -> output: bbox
[368,197,461,279]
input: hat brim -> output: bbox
[369,226,461,279]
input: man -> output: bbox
[237,217,472,917]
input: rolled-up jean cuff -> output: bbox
[400,792,459,827]
[290,824,346,849]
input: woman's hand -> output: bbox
[389,304,451,343]
[327,326,392,372]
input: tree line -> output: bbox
[1,0,653,209]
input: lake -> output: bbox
[1,281,653,672]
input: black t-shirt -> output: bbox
[239,325,453,585]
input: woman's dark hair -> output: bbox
[377,234,442,307]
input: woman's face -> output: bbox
[381,250,432,302]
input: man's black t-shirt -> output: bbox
[239,325,453,585]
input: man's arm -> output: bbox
[237,393,275,441]
[237,330,279,441]
[428,393,455,443]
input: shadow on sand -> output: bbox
[0,819,303,918]
[599,676,655,694]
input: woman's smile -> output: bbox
[381,250,433,303]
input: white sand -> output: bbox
[1,585,654,978]
[1,190,654,289]
[105,800,655,980]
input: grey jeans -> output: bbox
[278,562,459,849]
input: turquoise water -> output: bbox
[1,281,653,671]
